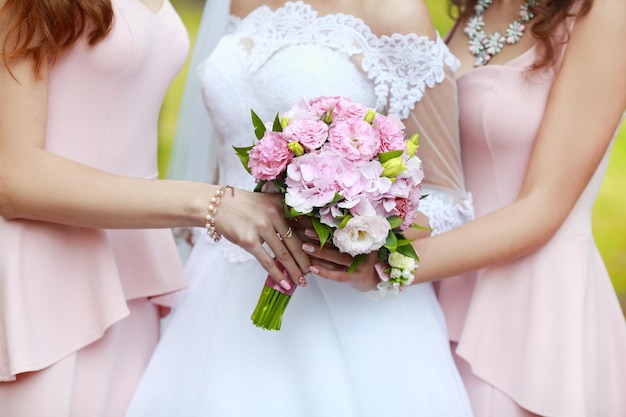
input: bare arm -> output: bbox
[0,49,309,286]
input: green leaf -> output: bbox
[312,217,331,248]
[395,238,414,247]
[251,109,266,139]
[378,149,404,164]
[411,223,432,232]
[329,193,344,205]
[387,216,403,229]
[383,231,398,252]
[288,207,305,218]
[253,180,266,193]
[272,113,283,132]
[233,145,253,173]
[395,244,419,261]
[272,179,287,193]
[347,254,366,273]
[378,247,389,264]
[337,214,353,229]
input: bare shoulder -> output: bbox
[575,0,626,36]
[362,0,436,38]
[230,0,274,19]
[566,0,626,68]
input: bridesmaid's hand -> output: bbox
[297,225,380,292]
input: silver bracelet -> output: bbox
[205,185,235,242]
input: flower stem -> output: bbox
[251,284,293,331]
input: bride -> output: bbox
[126,1,475,416]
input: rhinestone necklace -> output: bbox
[464,0,538,67]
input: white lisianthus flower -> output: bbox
[332,215,391,257]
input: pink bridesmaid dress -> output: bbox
[438,14,626,417]
[0,1,187,416]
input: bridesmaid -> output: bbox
[309,0,626,416]
[0,1,308,416]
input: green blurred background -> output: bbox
[160,0,626,315]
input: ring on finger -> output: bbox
[278,226,293,240]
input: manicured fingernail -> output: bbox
[298,276,308,287]
[305,228,317,238]
[302,243,315,253]
[279,279,292,291]
[309,266,320,274]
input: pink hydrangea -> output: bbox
[332,215,391,257]
[318,203,343,228]
[248,131,292,181]
[284,149,344,214]
[397,155,424,185]
[327,118,380,162]
[335,160,391,203]
[283,119,329,151]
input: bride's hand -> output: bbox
[296,226,380,292]
[217,190,310,289]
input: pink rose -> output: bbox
[327,118,380,162]
[308,96,339,117]
[307,96,368,122]
[332,215,391,257]
[383,177,423,229]
[283,119,329,151]
[398,186,422,229]
[331,97,368,121]
[373,113,406,153]
[248,131,292,181]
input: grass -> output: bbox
[160,0,626,311]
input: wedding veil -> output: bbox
[166,0,231,259]
[167,0,232,184]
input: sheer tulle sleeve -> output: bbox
[375,33,474,236]
[403,67,474,235]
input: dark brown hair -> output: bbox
[0,0,114,76]
[448,0,593,70]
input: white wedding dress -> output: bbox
[127,2,474,416]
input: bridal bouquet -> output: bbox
[235,96,424,331]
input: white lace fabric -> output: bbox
[232,2,460,118]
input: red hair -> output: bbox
[0,0,114,76]
[448,0,593,70]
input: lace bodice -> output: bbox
[196,2,473,260]
[227,2,459,117]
